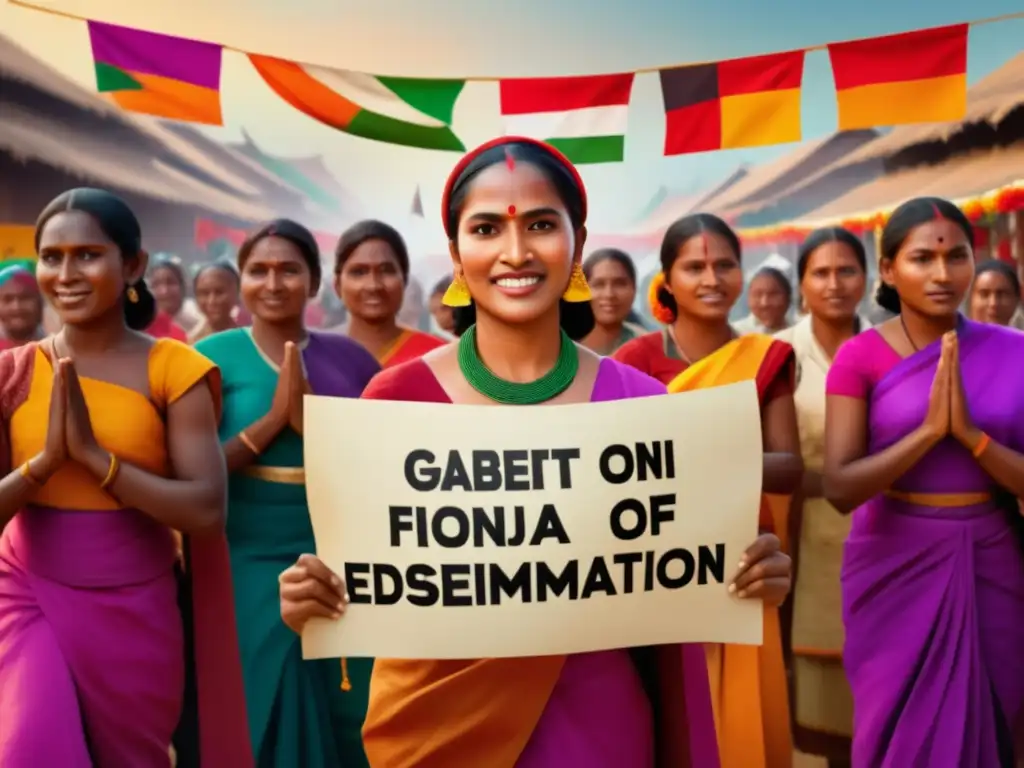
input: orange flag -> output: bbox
[660,50,805,155]
[88,21,223,125]
[828,24,968,130]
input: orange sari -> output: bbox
[359,361,719,768]
[667,333,795,768]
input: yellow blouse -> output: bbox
[10,339,219,511]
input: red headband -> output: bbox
[440,136,588,235]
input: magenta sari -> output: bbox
[832,320,1024,767]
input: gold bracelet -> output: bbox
[19,462,41,486]
[972,432,992,459]
[99,453,121,490]
[238,430,260,455]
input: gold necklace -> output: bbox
[668,325,737,365]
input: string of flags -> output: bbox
[81,17,983,164]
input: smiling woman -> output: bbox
[614,212,801,768]
[969,259,1020,327]
[193,217,381,768]
[188,260,241,344]
[277,137,792,768]
[334,219,447,367]
[775,226,869,764]
[735,267,793,335]
[442,139,595,343]
[580,248,641,355]
[146,255,192,341]
[0,187,249,767]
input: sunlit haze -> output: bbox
[4,0,1022,260]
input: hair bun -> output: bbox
[125,279,157,330]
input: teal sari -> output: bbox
[196,328,380,767]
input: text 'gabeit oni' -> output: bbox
[343,440,727,608]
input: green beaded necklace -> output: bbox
[458,324,578,404]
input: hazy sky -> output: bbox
[4,0,1022,255]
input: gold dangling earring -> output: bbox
[562,263,592,302]
[442,271,471,307]
[126,285,140,304]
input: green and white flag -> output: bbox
[498,73,636,164]
[249,54,465,151]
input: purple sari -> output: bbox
[836,320,1024,767]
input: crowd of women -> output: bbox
[0,134,1023,768]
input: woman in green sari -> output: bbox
[196,220,380,766]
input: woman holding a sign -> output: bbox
[279,136,792,768]
[824,197,1024,767]
[614,212,802,768]
[196,219,381,768]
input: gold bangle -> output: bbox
[19,462,41,486]
[238,430,260,455]
[99,453,120,490]
[972,432,992,459]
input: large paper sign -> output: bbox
[302,380,764,660]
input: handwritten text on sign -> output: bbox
[302,381,763,660]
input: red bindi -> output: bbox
[930,202,947,244]
[504,149,517,217]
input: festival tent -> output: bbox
[228,129,364,231]
[585,129,881,261]
[818,50,1024,167]
[0,33,350,259]
[157,123,326,225]
[701,130,881,227]
[794,145,1024,225]
[738,51,1024,245]
[585,167,749,258]
[0,33,268,255]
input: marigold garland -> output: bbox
[735,182,1024,246]
[648,271,676,324]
